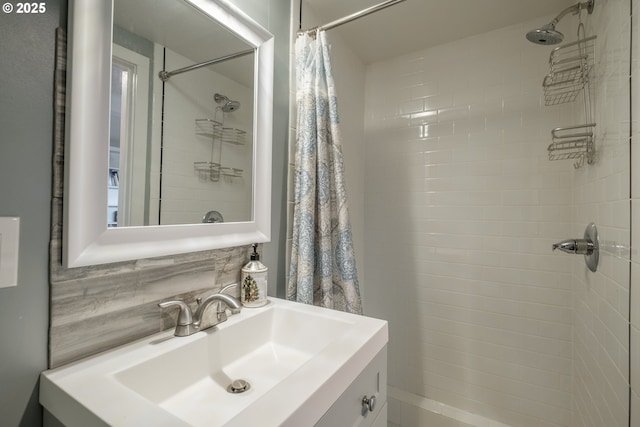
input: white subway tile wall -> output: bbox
[631,0,640,426]
[363,17,575,426]
[572,1,631,426]
[362,1,632,425]
[161,48,254,224]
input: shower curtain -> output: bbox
[287,31,363,315]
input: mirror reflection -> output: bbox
[109,0,255,227]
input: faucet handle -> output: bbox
[552,238,593,255]
[158,300,193,325]
[552,239,578,253]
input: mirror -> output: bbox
[110,0,256,227]
[64,0,274,267]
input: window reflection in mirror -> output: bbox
[111,0,255,228]
[109,44,151,228]
[109,62,125,228]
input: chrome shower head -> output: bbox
[214,93,240,112]
[526,23,564,45]
[526,0,594,45]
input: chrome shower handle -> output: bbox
[552,239,594,255]
[551,223,599,272]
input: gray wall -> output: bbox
[222,0,291,299]
[259,0,291,299]
[0,0,289,424]
[0,1,64,426]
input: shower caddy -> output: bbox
[193,118,246,182]
[543,31,597,168]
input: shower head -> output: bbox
[526,23,564,45]
[222,100,241,113]
[526,0,594,45]
[214,93,241,112]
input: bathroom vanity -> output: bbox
[40,298,388,426]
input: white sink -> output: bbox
[40,297,388,426]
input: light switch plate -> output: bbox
[0,217,20,288]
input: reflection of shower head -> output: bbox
[224,100,240,112]
[526,0,594,45]
[214,93,240,112]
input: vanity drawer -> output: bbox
[315,346,388,427]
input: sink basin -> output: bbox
[40,297,388,426]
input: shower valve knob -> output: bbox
[551,223,599,272]
[552,238,593,255]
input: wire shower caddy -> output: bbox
[194,118,223,181]
[543,35,596,106]
[543,31,597,169]
[193,118,246,182]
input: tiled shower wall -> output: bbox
[111,27,253,227]
[161,48,254,224]
[363,16,578,427]
[571,1,632,426]
[631,0,640,425]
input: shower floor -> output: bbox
[387,386,512,427]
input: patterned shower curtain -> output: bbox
[286,30,363,315]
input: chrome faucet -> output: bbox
[194,293,241,325]
[158,291,242,337]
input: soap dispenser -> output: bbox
[240,244,268,307]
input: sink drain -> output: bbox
[227,379,251,394]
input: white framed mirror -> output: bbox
[64,0,274,267]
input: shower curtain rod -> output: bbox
[298,0,406,34]
[158,49,254,82]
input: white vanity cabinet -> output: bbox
[316,346,387,427]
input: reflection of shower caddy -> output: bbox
[193,118,246,182]
[544,33,596,168]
